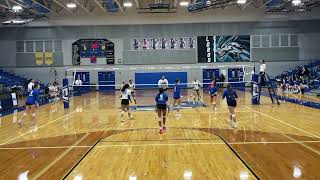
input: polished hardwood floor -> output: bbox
[0,89,319,179]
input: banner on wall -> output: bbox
[197,35,251,63]
[131,37,196,50]
[215,35,250,62]
[45,52,53,65]
[35,52,43,65]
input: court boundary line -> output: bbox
[1,140,320,149]
[0,97,108,146]
[33,133,90,179]
[215,134,260,180]
[282,134,320,156]
[241,105,320,139]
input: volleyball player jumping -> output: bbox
[120,84,133,122]
[155,88,169,134]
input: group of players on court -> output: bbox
[120,75,239,133]
[17,75,238,132]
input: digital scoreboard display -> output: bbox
[197,36,214,63]
[78,39,115,64]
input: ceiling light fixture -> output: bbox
[180,1,189,6]
[237,0,247,4]
[12,5,22,12]
[123,2,133,7]
[292,0,301,6]
[66,2,77,8]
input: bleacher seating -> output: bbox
[0,70,28,89]
[274,60,320,90]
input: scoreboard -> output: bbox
[78,39,115,64]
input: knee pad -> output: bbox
[231,114,236,118]
[121,111,124,115]
[177,105,180,109]
[32,113,36,117]
[158,118,162,122]
[212,102,216,105]
[23,112,27,116]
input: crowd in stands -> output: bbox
[276,63,320,94]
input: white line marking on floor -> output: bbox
[1,140,320,149]
[0,97,107,146]
[242,105,320,139]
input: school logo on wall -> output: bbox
[45,52,53,65]
[35,52,44,65]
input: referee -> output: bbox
[259,60,267,85]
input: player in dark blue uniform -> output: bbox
[223,84,238,128]
[209,79,218,111]
[155,88,169,134]
[171,79,181,117]
[18,83,41,126]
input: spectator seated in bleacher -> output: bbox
[276,67,309,95]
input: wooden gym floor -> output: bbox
[0,89,319,179]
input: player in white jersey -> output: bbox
[120,84,133,122]
[189,78,202,104]
[158,75,169,91]
[128,79,137,104]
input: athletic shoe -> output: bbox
[121,118,124,122]
[17,120,23,127]
[159,127,163,134]
[175,113,181,117]
[233,122,238,128]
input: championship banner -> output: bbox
[45,52,53,65]
[35,52,43,65]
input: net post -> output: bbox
[63,78,70,109]
[252,74,260,105]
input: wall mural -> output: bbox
[215,35,250,62]
[197,35,251,63]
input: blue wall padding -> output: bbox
[135,72,187,89]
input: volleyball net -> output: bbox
[62,64,256,108]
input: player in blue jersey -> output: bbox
[209,79,219,111]
[223,84,238,128]
[171,79,181,117]
[18,83,41,127]
[155,88,169,134]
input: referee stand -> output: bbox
[258,72,280,105]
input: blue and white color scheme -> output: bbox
[63,78,70,109]
[252,74,260,105]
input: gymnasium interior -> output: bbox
[0,0,320,179]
